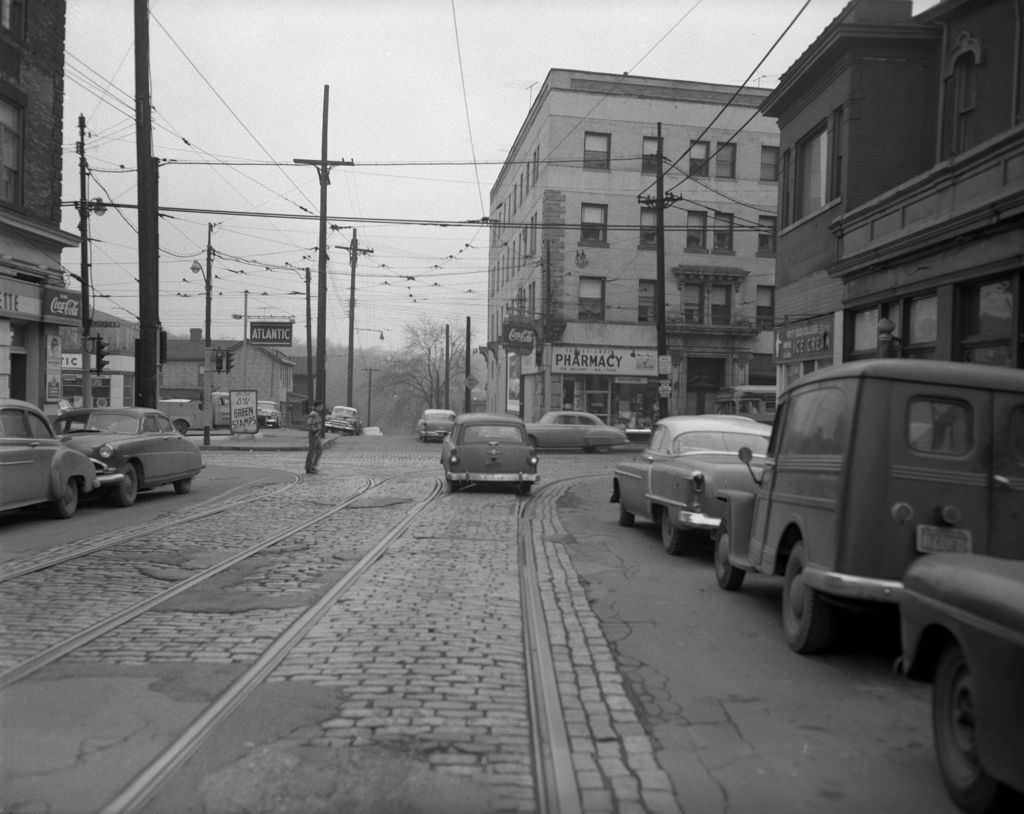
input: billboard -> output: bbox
[249,321,293,346]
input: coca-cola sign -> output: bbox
[44,289,82,323]
[502,320,536,354]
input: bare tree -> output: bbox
[376,317,466,412]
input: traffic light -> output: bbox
[94,335,109,376]
[159,329,168,364]
[214,350,224,373]
[225,350,235,373]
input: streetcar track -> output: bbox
[0,476,303,583]
[0,476,389,687]
[100,476,447,814]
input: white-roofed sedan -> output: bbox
[610,415,771,556]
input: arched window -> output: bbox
[944,32,982,157]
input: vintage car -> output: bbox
[525,411,627,452]
[54,407,204,508]
[325,405,363,436]
[611,415,771,555]
[899,554,1024,814]
[0,398,117,519]
[417,408,456,442]
[441,413,539,494]
[715,359,1024,654]
[257,400,281,428]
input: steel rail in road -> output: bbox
[0,477,301,583]
[0,476,381,688]
[100,477,446,814]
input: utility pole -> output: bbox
[200,223,214,446]
[345,228,373,407]
[77,114,93,408]
[638,122,680,422]
[305,267,313,407]
[363,366,376,426]
[134,0,160,407]
[444,323,451,410]
[293,85,353,410]
[464,316,471,413]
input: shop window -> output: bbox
[0,98,21,207]
[638,280,655,323]
[710,285,731,325]
[712,212,733,252]
[584,132,610,170]
[756,286,774,330]
[580,203,607,243]
[715,143,736,178]
[689,140,709,177]
[960,277,1015,366]
[906,295,938,358]
[640,208,657,247]
[579,276,605,321]
[760,145,779,182]
[642,136,659,174]
[757,216,777,255]
[686,211,707,251]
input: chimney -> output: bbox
[190,328,202,341]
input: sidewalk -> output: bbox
[193,427,340,452]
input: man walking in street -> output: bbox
[305,400,324,474]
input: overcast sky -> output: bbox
[60,0,939,350]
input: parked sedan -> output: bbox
[0,398,114,519]
[417,409,456,442]
[54,407,203,507]
[610,415,771,555]
[441,413,539,495]
[899,554,1024,814]
[525,411,627,452]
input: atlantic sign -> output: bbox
[249,321,293,346]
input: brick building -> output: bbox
[486,69,779,425]
[763,0,1024,385]
[1,0,81,405]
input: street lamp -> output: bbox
[191,228,214,446]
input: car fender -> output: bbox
[51,447,97,495]
[716,489,755,557]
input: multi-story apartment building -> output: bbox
[763,0,1024,386]
[1,0,81,405]
[486,69,779,426]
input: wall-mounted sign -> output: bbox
[502,319,536,355]
[775,315,834,363]
[44,289,82,325]
[249,321,293,346]
[551,345,657,377]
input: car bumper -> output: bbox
[673,508,720,531]
[90,459,126,488]
[420,430,450,440]
[802,566,903,604]
[448,472,539,483]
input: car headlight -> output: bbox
[692,471,705,493]
[98,444,114,460]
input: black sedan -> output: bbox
[54,407,204,507]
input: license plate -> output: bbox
[475,473,515,481]
[916,525,972,554]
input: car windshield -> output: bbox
[670,430,769,455]
[332,407,358,418]
[461,424,524,443]
[424,411,454,420]
[57,412,140,434]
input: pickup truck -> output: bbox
[159,392,230,435]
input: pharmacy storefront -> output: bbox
[523,344,662,429]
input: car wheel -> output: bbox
[660,509,695,556]
[172,419,189,436]
[714,527,745,591]
[112,463,139,508]
[932,642,1015,814]
[447,479,462,493]
[781,541,835,654]
[517,482,532,496]
[51,477,80,519]
[617,503,635,527]
[173,477,193,495]
[528,435,539,448]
